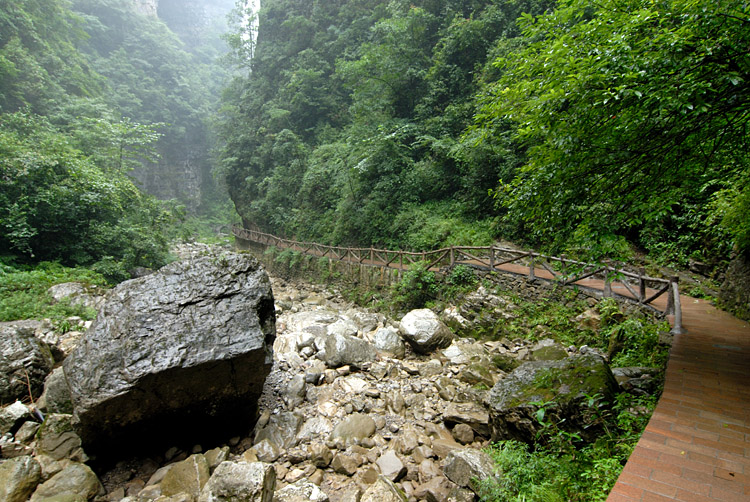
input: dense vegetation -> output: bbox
[220,0,749,274]
[0,0,232,278]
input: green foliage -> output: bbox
[218,0,553,251]
[481,392,659,501]
[474,0,749,264]
[392,261,439,310]
[0,261,106,322]
[0,111,176,271]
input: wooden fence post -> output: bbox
[529,255,535,280]
[603,272,612,297]
[638,268,646,303]
[489,247,495,270]
[670,277,685,334]
[665,276,676,315]
[450,247,455,268]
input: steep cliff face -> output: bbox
[132,0,158,16]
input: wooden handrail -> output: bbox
[232,225,683,333]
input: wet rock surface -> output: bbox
[63,251,276,460]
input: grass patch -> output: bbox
[481,392,658,501]
[0,260,107,322]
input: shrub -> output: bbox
[392,261,438,309]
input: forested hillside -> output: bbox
[219,0,749,275]
[0,0,231,277]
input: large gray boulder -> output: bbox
[63,252,276,458]
[0,321,55,403]
[399,309,453,354]
[488,353,619,444]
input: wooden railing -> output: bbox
[233,225,684,334]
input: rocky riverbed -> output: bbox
[0,244,660,502]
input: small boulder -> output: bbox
[360,476,407,502]
[372,327,405,358]
[0,455,42,502]
[161,454,210,501]
[198,461,275,502]
[322,333,376,369]
[443,402,491,438]
[443,448,497,493]
[330,413,376,444]
[488,354,619,443]
[0,401,31,435]
[37,367,73,415]
[47,283,103,311]
[399,309,454,354]
[0,321,55,403]
[376,450,406,482]
[29,463,102,502]
[413,476,454,502]
[273,480,328,502]
[331,452,361,476]
[530,339,568,361]
[36,414,87,462]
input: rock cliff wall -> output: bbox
[132,0,158,16]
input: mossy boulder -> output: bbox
[488,353,618,444]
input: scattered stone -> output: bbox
[376,450,406,482]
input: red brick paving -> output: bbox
[607,296,750,501]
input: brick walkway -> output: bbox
[607,296,750,501]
